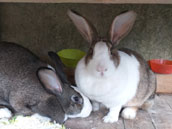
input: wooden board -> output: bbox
[65,108,125,129]
[123,111,155,129]
[0,0,172,4]
[65,95,172,129]
[150,95,172,129]
[156,74,172,94]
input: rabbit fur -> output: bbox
[0,42,92,124]
[67,10,156,123]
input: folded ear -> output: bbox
[67,9,98,44]
[37,67,63,96]
[48,51,69,84]
[110,11,137,46]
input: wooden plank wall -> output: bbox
[156,74,172,94]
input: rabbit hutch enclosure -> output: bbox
[0,0,172,129]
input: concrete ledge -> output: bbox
[0,0,172,4]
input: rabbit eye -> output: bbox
[71,95,82,104]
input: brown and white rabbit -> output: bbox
[68,10,156,123]
[0,42,92,124]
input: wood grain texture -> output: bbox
[0,0,172,4]
[156,74,172,94]
[65,108,125,129]
[123,111,155,129]
[65,95,172,129]
[150,95,172,129]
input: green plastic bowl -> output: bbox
[57,49,86,68]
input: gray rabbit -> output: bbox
[0,42,92,124]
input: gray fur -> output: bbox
[0,42,83,123]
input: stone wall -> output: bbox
[0,3,172,62]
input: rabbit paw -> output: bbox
[92,101,100,112]
[121,107,137,119]
[103,115,119,123]
[103,106,121,123]
[0,108,12,119]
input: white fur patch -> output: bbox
[67,86,92,118]
[0,108,12,119]
[86,42,116,78]
[76,46,140,108]
[64,114,68,121]
[75,42,140,122]
[103,106,121,123]
[47,64,55,71]
[121,107,137,119]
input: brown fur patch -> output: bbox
[85,37,120,68]
[111,48,120,67]
[85,40,96,65]
[119,48,156,108]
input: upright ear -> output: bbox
[48,51,69,84]
[67,9,98,43]
[110,11,137,46]
[37,67,63,96]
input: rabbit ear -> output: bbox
[48,51,69,84]
[110,11,137,46]
[37,67,63,96]
[67,9,98,43]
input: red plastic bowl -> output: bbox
[149,59,172,74]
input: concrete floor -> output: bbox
[65,94,172,129]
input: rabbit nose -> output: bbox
[96,65,107,73]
